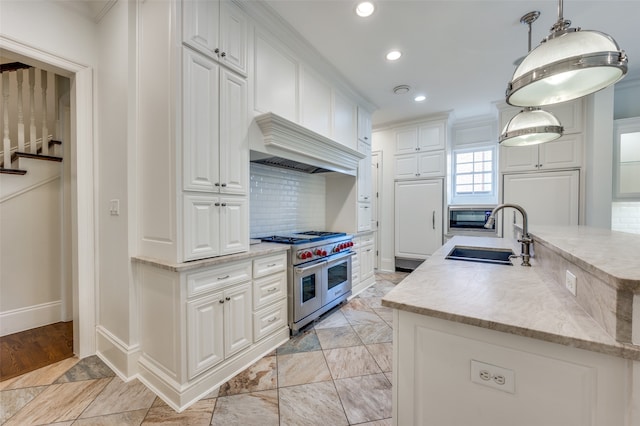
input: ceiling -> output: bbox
[262,0,640,128]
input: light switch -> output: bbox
[109,199,120,216]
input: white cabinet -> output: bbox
[183,0,248,75]
[332,90,357,149]
[358,202,372,233]
[357,106,372,144]
[395,179,443,259]
[395,121,446,154]
[359,234,375,283]
[183,194,248,261]
[358,140,373,202]
[183,48,248,195]
[502,170,580,240]
[187,280,251,380]
[300,67,332,138]
[252,253,287,342]
[395,150,446,179]
[500,133,583,173]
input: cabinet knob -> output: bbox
[219,299,224,304]
[214,48,220,54]
[225,297,231,301]
[538,164,543,168]
[214,202,221,207]
[220,51,226,58]
[220,203,227,207]
[364,136,369,140]
[220,183,227,187]
[215,183,220,187]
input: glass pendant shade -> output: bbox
[506,29,628,107]
[500,108,563,146]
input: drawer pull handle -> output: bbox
[219,299,224,304]
[267,263,277,267]
[267,287,278,293]
[267,316,279,323]
[218,275,230,280]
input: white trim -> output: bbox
[0,301,63,336]
[96,326,140,381]
[0,35,96,358]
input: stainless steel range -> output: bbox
[260,231,354,333]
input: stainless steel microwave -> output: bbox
[447,206,497,236]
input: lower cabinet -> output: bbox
[351,232,375,296]
[137,250,289,412]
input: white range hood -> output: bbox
[250,112,365,176]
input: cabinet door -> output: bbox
[395,127,418,154]
[183,0,219,58]
[500,144,539,172]
[502,170,580,239]
[358,202,372,232]
[417,151,446,177]
[300,67,332,137]
[360,241,375,281]
[184,194,221,261]
[219,68,248,195]
[219,196,248,255]
[183,48,220,192]
[358,140,372,202]
[394,154,419,179]
[224,282,252,357]
[357,106,372,144]
[538,134,583,170]
[395,180,443,259]
[219,0,248,75]
[332,90,357,149]
[418,121,446,151]
[187,292,224,379]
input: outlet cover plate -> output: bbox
[471,359,515,394]
[565,270,577,296]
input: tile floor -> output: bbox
[0,271,407,425]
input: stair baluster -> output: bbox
[29,68,36,154]
[41,70,48,156]
[2,72,10,168]
[17,69,25,153]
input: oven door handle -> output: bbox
[294,259,327,274]
[325,250,355,264]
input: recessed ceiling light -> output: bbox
[393,85,410,95]
[355,2,375,17]
[414,95,427,102]
[386,50,402,61]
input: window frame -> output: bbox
[450,144,498,205]
[613,117,640,201]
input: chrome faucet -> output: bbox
[485,203,532,266]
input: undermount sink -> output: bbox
[445,246,515,266]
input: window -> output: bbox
[614,117,640,200]
[453,147,496,200]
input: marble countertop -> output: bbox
[381,234,640,361]
[131,243,289,272]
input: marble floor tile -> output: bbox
[74,409,148,425]
[358,418,393,426]
[352,323,393,344]
[323,345,381,379]
[0,385,47,423]
[340,298,372,312]
[315,325,362,349]
[3,378,112,425]
[384,372,393,384]
[366,343,393,372]
[313,309,350,329]
[334,373,392,424]
[0,357,79,391]
[80,376,156,418]
[211,390,279,426]
[278,380,348,426]
[276,329,321,355]
[373,306,394,324]
[143,398,216,425]
[277,351,332,387]
[219,355,277,396]
[54,355,115,383]
[360,296,384,309]
[343,308,385,326]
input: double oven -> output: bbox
[261,232,354,333]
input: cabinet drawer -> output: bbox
[253,272,286,309]
[253,300,287,342]
[360,234,374,246]
[187,261,252,298]
[253,253,287,278]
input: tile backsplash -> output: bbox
[250,163,326,237]
[612,201,640,235]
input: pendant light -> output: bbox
[500,11,563,146]
[506,0,628,107]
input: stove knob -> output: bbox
[321,250,327,256]
[305,251,313,259]
[349,241,354,247]
[333,246,340,253]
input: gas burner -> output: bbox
[297,231,347,237]
[260,235,310,244]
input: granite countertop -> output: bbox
[131,242,289,272]
[381,234,640,361]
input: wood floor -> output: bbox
[0,321,73,381]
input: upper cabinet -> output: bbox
[395,120,446,154]
[332,90,358,149]
[357,106,372,144]
[183,0,248,76]
[300,67,332,138]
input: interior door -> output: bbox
[502,170,580,239]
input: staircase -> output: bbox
[1,62,63,176]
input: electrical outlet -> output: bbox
[565,270,577,296]
[471,360,515,394]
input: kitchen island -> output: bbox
[382,227,640,426]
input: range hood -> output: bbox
[250,112,365,176]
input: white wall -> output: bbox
[250,163,326,237]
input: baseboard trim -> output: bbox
[96,326,140,381]
[0,301,62,336]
